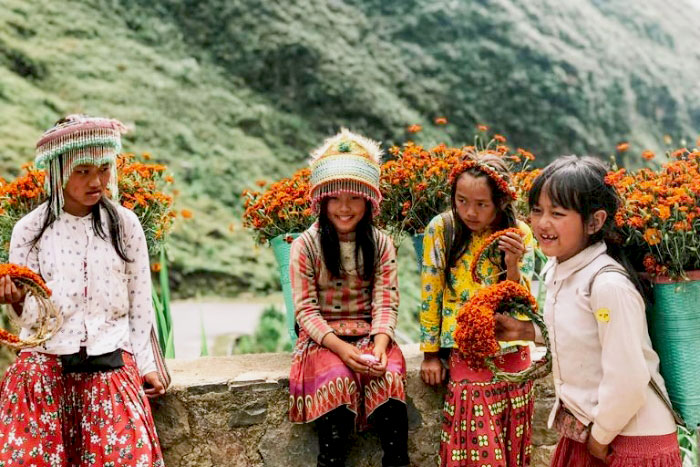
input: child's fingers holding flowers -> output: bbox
[498,231,526,268]
[0,276,25,304]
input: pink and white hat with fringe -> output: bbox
[35,114,127,216]
[309,128,383,216]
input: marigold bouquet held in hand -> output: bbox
[0,263,62,349]
[454,280,550,383]
[606,148,700,279]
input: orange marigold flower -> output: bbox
[151,263,162,272]
[616,142,630,152]
[181,209,193,219]
[165,175,174,183]
[255,180,267,187]
[494,134,506,143]
[477,124,489,132]
[434,117,448,125]
[407,124,423,133]
[641,150,655,161]
[643,228,662,246]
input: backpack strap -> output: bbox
[586,263,686,426]
[440,211,454,264]
[585,264,628,297]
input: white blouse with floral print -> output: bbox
[9,202,156,376]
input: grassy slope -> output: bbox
[0,0,698,301]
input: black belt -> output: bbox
[60,347,124,374]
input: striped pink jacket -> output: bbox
[289,222,399,344]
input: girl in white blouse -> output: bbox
[495,156,681,467]
[0,115,164,466]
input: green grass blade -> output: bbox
[199,310,209,356]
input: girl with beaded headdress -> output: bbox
[0,115,164,466]
[288,129,410,467]
[419,150,537,466]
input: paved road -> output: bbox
[170,299,282,359]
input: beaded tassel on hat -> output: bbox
[35,115,127,216]
[309,128,383,215]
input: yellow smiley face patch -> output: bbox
[595,308,610,323]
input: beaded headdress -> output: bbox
[448,151,517,200]
[310,128,383,215]
[35,115,127,216]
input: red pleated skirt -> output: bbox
[551,432,682,467]
[0,352,67,465]
[439,347,535,467]
[0,351,164,467]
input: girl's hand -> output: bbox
[143,372,166,398]
[0,275,26,305]
[420,353,446,385]
[322,333,370,373]
[587,434,610,462]
[498,231,525,276]
[337,342,370,373]
[369,333,390,377]
[494,314,535,342]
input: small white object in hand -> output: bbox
[360,354,380,365]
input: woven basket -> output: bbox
[270,233,301,343]
[647,270,700,429]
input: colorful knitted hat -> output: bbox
[35,115,127,216]
[310,128,383,216]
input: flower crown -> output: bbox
[448,159,517,200]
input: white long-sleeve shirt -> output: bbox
[536,242,676,444]
[9,202,156,376]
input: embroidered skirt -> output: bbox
[63,351,164,467]
[439,347,535,467]
[289,331,406,428]
[551,432,682,467]
[0,352,67,466]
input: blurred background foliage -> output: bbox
[0,0,699,299]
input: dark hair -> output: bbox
[528,155,648,300]
[29,152,131,262]
[318,198,375,281]
[446,153,517,290]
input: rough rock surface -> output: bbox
[152,344,557,466]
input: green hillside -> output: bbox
[0,0,698,296]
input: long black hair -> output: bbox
[528,155,648,301]
[318,197,375,281]
[446,153,517,290]
[29,155,132,263]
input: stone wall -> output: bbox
[151,344,558,466]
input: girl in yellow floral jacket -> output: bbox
[419,151,536,467]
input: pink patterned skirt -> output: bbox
[439,347,535,467]
[289,330,406,428]
[551,432,682,467]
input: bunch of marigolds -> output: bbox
[116,153,176,256]
[0,153,176,262]
[242,168,313,245]
[606,148,700,279]
[376,142,462,237]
